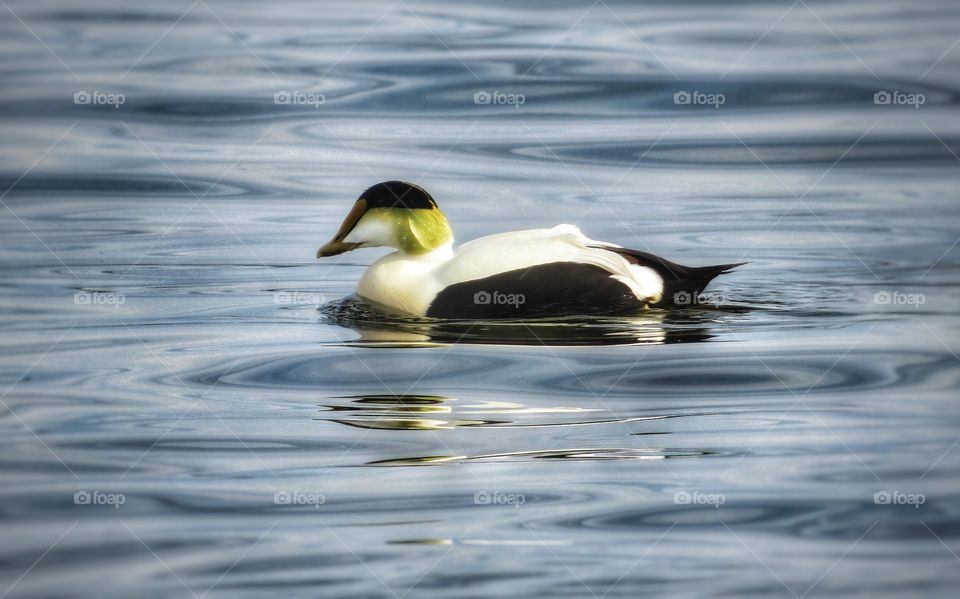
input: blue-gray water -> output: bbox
[2,0,959,596]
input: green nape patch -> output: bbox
[367,206,453,254]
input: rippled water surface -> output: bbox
[2,0,960,596]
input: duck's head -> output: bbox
[317,181,454,258]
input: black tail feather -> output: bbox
[592,246,745,306]
[664,262,746,302]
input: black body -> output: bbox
[425,250,744,319]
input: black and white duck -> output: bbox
[317,181,743,318]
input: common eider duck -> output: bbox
[317,181,743,318]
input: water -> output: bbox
[1,0,959,596]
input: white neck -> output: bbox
[401,241,454,262]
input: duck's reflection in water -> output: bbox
[366,447,722,466]
[320,296,731,347]
[318,394,725,465]
[319,394,669,431]
[321,394,500,430]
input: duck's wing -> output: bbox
[426,225,663,318]
[436,225,661,294]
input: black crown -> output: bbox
[361,181,437,209]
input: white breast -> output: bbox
[356,246,452,315]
